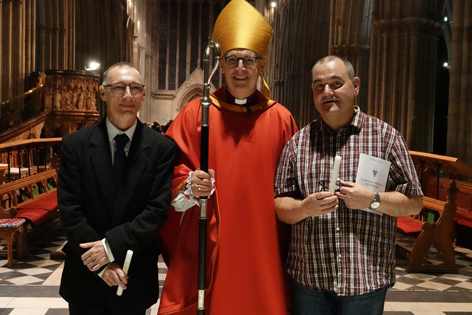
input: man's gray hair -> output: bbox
[102,62,139,86]
[312,56,355,80]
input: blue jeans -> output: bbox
[291,279,387,315]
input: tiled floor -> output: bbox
[0,222,471,315]
[384,234,472,315]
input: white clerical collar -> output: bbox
[234,98,247,105]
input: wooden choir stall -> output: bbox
[397,151,472,273]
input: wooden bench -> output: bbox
[0,169,58,265]
[408,151,472,249]
[0,219,25,267]
[397,197,446,234]
[425,176,472,248]
[397,181,459,273]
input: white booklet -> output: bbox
[355,154,391,214]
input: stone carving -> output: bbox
[42,70,100,137]
[44,71,99,112]
[53,89,62,110]
[44,90,53,111]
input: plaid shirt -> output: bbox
[274,108,422,296]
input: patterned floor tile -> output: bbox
[0,222,471,314]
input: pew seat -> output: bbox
[0,169,58,266]
[397,184,457,273]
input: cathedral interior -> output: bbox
[0,0,472,314]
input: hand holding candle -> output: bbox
[117,250,133,296]
[329,155,341,193]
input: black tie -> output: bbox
[114,134,129,184]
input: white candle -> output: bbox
[117,250,133,296]
[329,155,341,193]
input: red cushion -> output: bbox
[457,218,472,228]
[455,210,472,221]
[397,217,423,234]
[18,191,57,212]
[16,208,54,226]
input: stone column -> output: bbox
[329,0,372,112]
[12,0,24,96]
[24,0,36,76]
[57,0,66,69]
[52,0,59,69]
[266,0,331,127]
[34,0,74,70]
[369,1,443,152]
[67,0,75,70]
[0,0,3,102]
[446,0,472,166]
[2,0,12,99]
[36,7,45,71]
[42,0,52,69]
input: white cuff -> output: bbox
[102,238,115,262]
[98,239,114,278]
[172,191,199,212]
[172,172,199,212]
[171,171,215,212]
[98,263,110,278]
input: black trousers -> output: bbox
[69,303,146,315]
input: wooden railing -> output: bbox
[0,79,44,135]
[0,138,61,182]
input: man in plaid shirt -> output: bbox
[274,55,423,315]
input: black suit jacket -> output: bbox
[58,117,176,311]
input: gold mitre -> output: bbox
[212,0,274,57]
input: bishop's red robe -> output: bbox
[158,86,298,315]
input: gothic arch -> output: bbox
[178,86,203,111]
[173,67,206,113]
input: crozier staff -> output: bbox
[157,0,298,314]
[197,40,220,315]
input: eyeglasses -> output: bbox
[104,83,145,96]
[222,55,263,68]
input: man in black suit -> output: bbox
[58,62,176,315]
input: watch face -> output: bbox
[371,201,380,209]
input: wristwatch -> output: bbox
[369,191,380,210]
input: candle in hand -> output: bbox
[117,250,133,296]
